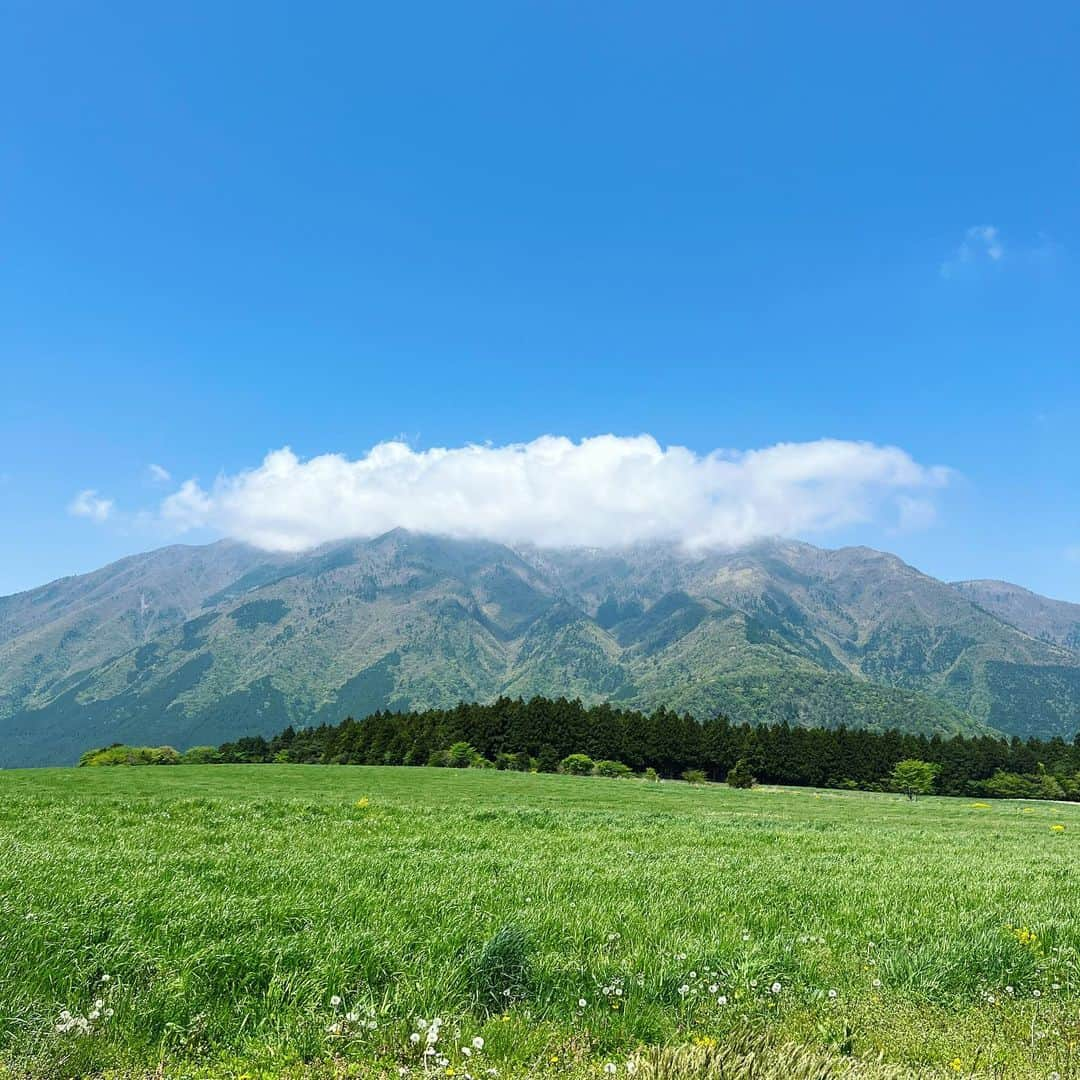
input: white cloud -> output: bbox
[940,225,1005,278]
[147,463,172,484]
[68,489,114,523]
[158,435,951,552]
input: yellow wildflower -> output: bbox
[1051,824,1065,832]
[354,797,370,809]
[949,1058,964,1072]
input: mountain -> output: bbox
[952,579,1080,651]
[1,532,1078,766]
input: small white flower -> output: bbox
[717,995,728,1005]
[615,987,623,996]
[101,974,111,982]
[771,981,782,994]
[1033,989,1042,998]
[1052,982,1061,991]
[346,1010,359,1022]
[578,998,587,1008]
[472,1037,485,1050]
[410,1032,421,1044]
[462,1047,472,1057]
[330,995,342,1007]
[708,984,718,993]
[678,984,689,995]
[872,978,882,989]
[604,1064,618,1074]
[828,989,838,999]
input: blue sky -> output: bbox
[2,1,1078,599]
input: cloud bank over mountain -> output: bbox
[155,435,950,552]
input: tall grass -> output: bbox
[0,766,1077,1077]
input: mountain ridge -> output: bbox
[1,532,1078,766]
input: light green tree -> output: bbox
[889,758,939,800]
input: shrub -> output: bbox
[496,751,533,771]
[682,768,707,785]
[535,745,560,773]
[982,769,1038,799]
[471,925,532,1013]
[182,746,221,764]
[427,749,450,768]
[446,742,477,769]
[560,753,595,776]
[79,745,181,766]
[594,759,633,779]
[726,758,757,789]
[643,767,660,783]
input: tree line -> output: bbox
[82,695,1080,801]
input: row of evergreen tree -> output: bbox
[210,695,1080,800]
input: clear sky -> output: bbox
[2,1,1078,600]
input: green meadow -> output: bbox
[0,765,1077,1078]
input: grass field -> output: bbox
[1,766,1078,1078]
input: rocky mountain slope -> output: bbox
[2,532,1078,765]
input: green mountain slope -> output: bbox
[2,532,1078,765]
[952,579,1080,651]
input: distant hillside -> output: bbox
[952,579,1080,651]
[2,532,1078,765]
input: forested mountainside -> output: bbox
[2,531,1078,765]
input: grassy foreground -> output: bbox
[0,766,1078,1078]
